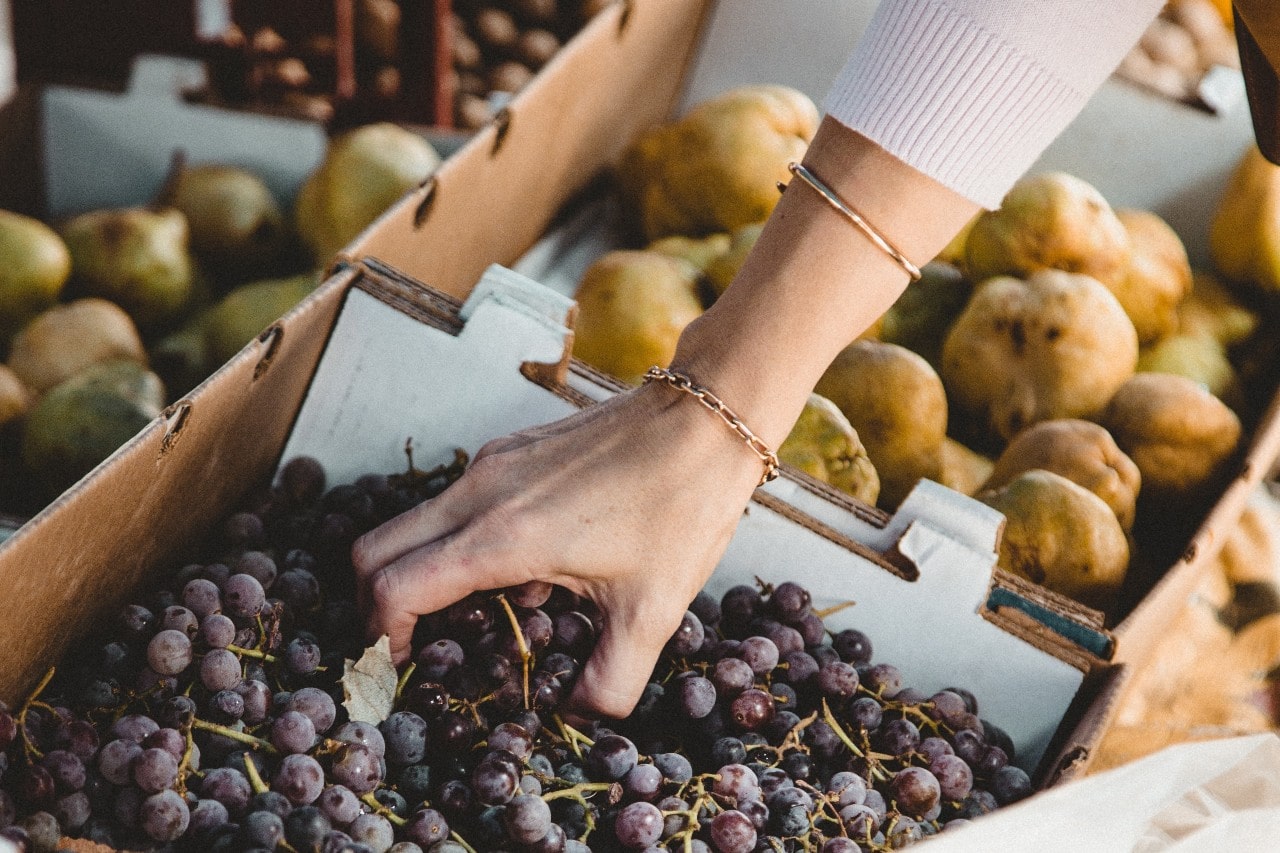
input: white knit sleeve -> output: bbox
[823,0,1166,208]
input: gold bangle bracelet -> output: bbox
[781,161,923,282]
[643,366,780,488]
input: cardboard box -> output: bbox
[0,3,1263,828]
[0,0,1124,811]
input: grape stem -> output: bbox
[553,714,594,759]
[175,725,198,795]
[541,781,619,803]
[361,791,408,826]
[814,600,856,619]
[191,718,279,755]
[395,662,417,702]
[449,831,479,853]
[227,644,278,664]
[495,593,532,710]
[16,666,56,762]
[242,750,269,795]
[821,699,888,783]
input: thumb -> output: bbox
[567,610,672,720]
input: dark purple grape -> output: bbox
[951,729,987,766]
[199,613,237,649]
[200,648,243,692]
[286,687,337,733]
[886,814,924,846]
[235,550,278,588]
[551,610,595,657]
[586,734,638,781]
[182,579,222,619]
[275,568,322,612]
[96,739,141,786]
[675,675,716,719]
[380,711,428,766]
[189,797,230,836]
[330,743,382,794]
[331,720,386,758]
[243,808,287,848]
[471,755,519,806]
[769,581,811,622]
[861,663,903,698]
[161,604,199,637]
[285,804,333,850]
[281,456,327,505]
[880,718,921,757]
[404,807,451,846]
[991,765,1033,804]
[139,789,189,841]
[728,689,775,732]
[831,628,873,665]
[111,713,159,744]
[652,751,693,784]
[689,590,722,626]
[272,710,317,754]
[721,585,761,628]
[711,763,759,805]
[711,657,755,697]
[817,660,859,700]
[709,808,757,853]
[505,792,553,845]
[944,686,979,715]
[665,610,705,657]
[40,749,86,794]
[735,636,780,676]
[613,800,662,848]
[417,639,465,680]
[488,722,534,761]
[274,754,325,805]
[931,753,974,801]
[621,762,663,802]
[316,784,362,826]
[203,766,252,813]
[890,766,941,819]
[251,789,294,819]
[978,744,1009,778]
[132,748,179,794]
[210,688,246,722]
[116,603,156,640]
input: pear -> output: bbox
[815,341,947,510]
[1113,208,1193,345]
[6,298,146,396]
[778,393,880,505]
[21,359,165,498]
[294,122,442,265]
[205,273,320,365]
[0,365,30,428]
[1137,334,1238,403]
[0,210,72,347]
[160,162,287,282]
[61,207,196,330]
[1209,144,1280,296]
[618,85,819,240]
[965,172,1132,292]
[572,250,703,385]
[978,469,1129,609]
[879,262,973,370]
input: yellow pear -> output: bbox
[779,393,880,505]
[0,210,72,346]
[1209,144,1280,295]
[6,298,146,396]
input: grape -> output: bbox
[886,815,923,846]
[779,650,819,687]
[272,710,318,754]
[275,568,322,612]
[182,578,222,619]
[613,800,662,849]
[287,687,338,733]
[350,812,395,850]
[275,754,325,805]
[486,721,533,761]
[666,610,705,657]
[710,809,757,853]
[380,711,428,766]
[330,743,382,794]
[711,763,759,804]
[210,688,246,722]
[769,581,811,622]
[54,791,91,832]
[131,747,178,794]
[236,550,279,588]
[116,603,156,639]
[236,678,273,724]
[880,719,921,757]
[317,784,362,827]
[711,657,754,697]
[471,755,519,806]
[991,765,1033,804]
[586,734,638,781]
[621,762,663,802]
[111,713,159,744]
[675,675,716,719]
[831,628,872,665]
[821,838,861,853]
[728,689,774,732]
[139,789,189,841]
[97,739,142,786]
[199,612,234,650]
[284,636,323,675]
[202,766,252,813]
[651,751,693,784]
[243,808,287,848]
[404,807,451,846]
[161,605,200,636]
[551,610,595,656]
[417,638,465,681]
[890,766,940,819]
[188,798,230,836]
[200,648,243,692]
[332,720,387,758]
[735,636,779,675]
[951,729,987,766]
[504,793,553,845]
[281,455,327,504]
[816,660,859,700]
[251,789,294,819]
[862,663,904,698]
[931,753,974,801]
[224,510,265,546]
[286,804,334,850]
[40,750,86,793]
[223,573,266,618]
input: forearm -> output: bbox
[671,116,979,448]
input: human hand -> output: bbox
[351,379,764,719]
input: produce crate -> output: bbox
[0,0,1125,822]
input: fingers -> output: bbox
[567,607,676,720]
[364,529,532,664]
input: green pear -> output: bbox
[0,210,71,347]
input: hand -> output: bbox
[351,379,764,719]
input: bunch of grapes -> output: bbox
[0,454,1033,852]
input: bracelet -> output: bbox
[781,161,923,282]
[643,366,780,487]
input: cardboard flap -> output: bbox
[278,262,1094,773]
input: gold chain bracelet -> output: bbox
[781,161,923,282]
[643,366,780,487]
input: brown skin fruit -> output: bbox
[978,468,1130,610]
[571,250,704,385]
[617,85,819,241]
[965,171,1132,291]
[0,364,30,427]
[982,418,1141,530]
[6,298,147,396]
[814,340,946,510]
[1114,208,1193,344]
[1100,372,1241,502]
[940,269,1139,446]
[778,393,880,505]
[938,437,994,497]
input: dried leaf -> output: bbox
[341,634,397,724]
